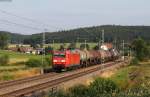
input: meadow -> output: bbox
[0,50,51,81]
[110,60,150,89]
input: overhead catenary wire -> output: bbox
[0,9,63,30]
[0,9,105,45]
[0,9,99,41]
[0,19,44,31]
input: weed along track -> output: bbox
[0,60,127,97]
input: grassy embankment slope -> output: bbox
[111,60,150,89]
[0,50,51,81]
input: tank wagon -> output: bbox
[52,44,119,71]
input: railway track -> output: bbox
[0,72,58,89]
[0,60,126,97]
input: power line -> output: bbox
[0,19,43,31]
[0,9,63,30]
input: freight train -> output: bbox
[52,43,120,71]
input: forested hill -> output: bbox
[1,25,150,44]
[0,31,28,44]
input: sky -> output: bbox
[0,0,150,34]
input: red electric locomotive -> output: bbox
[52,50,80,71]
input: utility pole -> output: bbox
[101,29,105,67]
[76,37,80,48]
[98,30,101,50]
[84,39,87,50]
[102,29,105,45]
[52,39,55,50]
[114,37,117,49]
[122,40,125,61]
[41,29,46,74]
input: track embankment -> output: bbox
[0,59,129,97]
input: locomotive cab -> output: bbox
[52,51,66,71]
[52,50,80,71]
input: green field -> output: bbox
[0,50,50,64]
[0,50,51,81]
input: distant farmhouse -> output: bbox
[8,45,43,55]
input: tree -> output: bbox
[93,45,99,50]
[45,46,53,54]
[132,38,150,61]
[68,42,76,50]
[80,43,90,50]
[0,33,9,49]
[59,45,65,51]
[0,54,9,65]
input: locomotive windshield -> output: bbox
[54,54,65,58]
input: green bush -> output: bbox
[130,58,139,66]
[69,84,88,97]
[48,90,67,97]
[45,57,52,66]
[3,72,14,81]
[26,58,50,68]
[88,78,119,97]
[80,44,90,50]
[26,58,42,67]
[0,54,9,65]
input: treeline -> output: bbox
[0,32,9,49]
[24,25,150,44]
[1,25,150,45]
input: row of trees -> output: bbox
[23,25,150,44]
[0,32,9,49]
[0,54,9,66]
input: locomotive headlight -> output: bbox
[61,60,66,62]
[53,60,57,62]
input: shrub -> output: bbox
[26,58,51,68]
[26,58,42,67]
[3,72,14,81]
[68,43,76,50]
[93,45,99,50]
[0,54,9,65]
[80,44,90,50]
[48,90,67,97]
[88,78,119,96]
[45,46,53,54]
[59,45,65,51]
[42,57,50,68]
[69,84,88,97]
[130,58,139,66]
